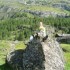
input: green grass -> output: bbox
[15,41,26,50]
[25,13,34,18]
[61,44,70,52]
[61,44,70,70]
[0,40,26,67]
[28,5,70,14]
[64,53,70,70]
[0,41,9,65]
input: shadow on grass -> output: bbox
[0,63,13,70]
[62,48,68,52]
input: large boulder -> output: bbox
[6,38,64,70]
[6,26,64,70]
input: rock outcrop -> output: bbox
[6,26,64,70]
[23,10,69,18]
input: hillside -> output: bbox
[0,0,70,70]
[0,0,70,19]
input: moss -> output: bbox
[15,41,26,50]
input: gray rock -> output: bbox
[23,10,69,17]
[6,26,64,70]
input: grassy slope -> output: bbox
[0,0,70,14]
[61,44,70,70]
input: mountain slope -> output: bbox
[0,0,70,19]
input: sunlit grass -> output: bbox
[15,41,26,50]
[61,44,70,52]
[61,44,70,70]
[26,13,34,18]
[0,40,9,65]
[28,5,70,14]
[64,53,70,70]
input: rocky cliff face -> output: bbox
[6,26,64,70]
